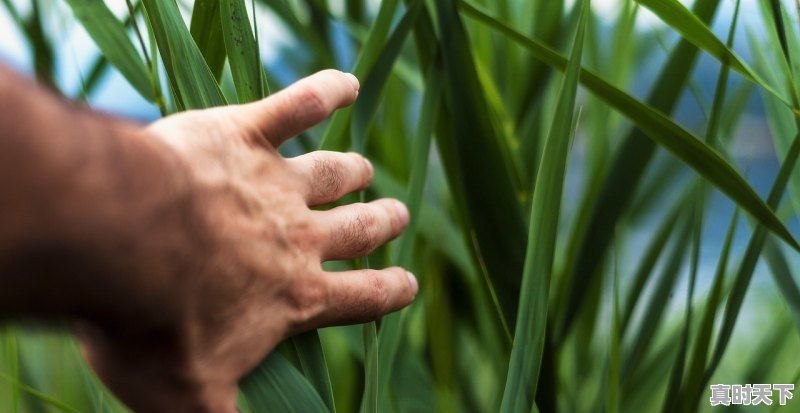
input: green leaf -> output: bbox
[319,0,400,151]
[350,0,422,152]
[620,198,685,332]
[634,0,792,108]
[621,213,693,380]
[680,209,739,412]
[0,371,82,413]
[64,0,154,101]
[763,238,800,333]
[359,321,378,413]
[607,245,621,413]
[288,332,336,413]
[220,0,264,103]
[660,190,703,413]
[752,24,800,216]
[460,2,798,251]
[376,59,442,406]
[143,0,227,110]
[435,0,528,330]
[190,0,227,81]
[241,352,330,413]
[500,1,588,411]
[703,132,800,393]
[459,2,800,345]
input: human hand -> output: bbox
[77,70,418,412]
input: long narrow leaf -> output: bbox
[289,333,336,413]
[634,0,793,108]
[376,58,442,404]
[241,352,330,413]
[318,0,399,151]
[703,132,800,390]
[64,0,154,101]
[359,321,378,413]
[350,0,422,152]
[763,238,800,332]
[142,0,226,109]
[434,0,528,330]
[460,1,800,289]
[190,0,227,81]
[680,209,739,411]
[500,1,588,412]
[220,0,264,103]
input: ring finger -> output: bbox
[312,198,409,261]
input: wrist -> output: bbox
[68,122,201,326]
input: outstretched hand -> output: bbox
[78,70,417,412]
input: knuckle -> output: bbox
[293,84,328,122]
[366,272,391,315]
[287,215,322,249]
[352,153,373,186]
[312,156,344,200]
[286,276,328,325]
[343,206,379,256]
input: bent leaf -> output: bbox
[64,0,154,101]
[460,0,799,252]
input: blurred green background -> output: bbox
[1,0,800,412]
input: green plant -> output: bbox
[1,0,800,412]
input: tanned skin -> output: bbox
[0,66,418,412]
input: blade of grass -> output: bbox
[620,196,686,332]
[500,1,588,411]
[220,0,264,103]
[752,18,800,216]
[621,213,693,381]
[241,352,330,413]
[318,0,399,151]
[660,192,702,413]
[607,237,621,413]
[71,3,144,101]
[287,332,336,413]
[763,238,800,332]
[459,0,800,341]
[190,0,227,81]
[0,372,82,413]
[460,0,799,255]
[64,0,154,101]
[3,328,20,413]
[350,0,422,152]
[702,131,800,394]
[434,0,528,332]
[680,209,739,411]
[142,0,227,109]
[376,58,442,406]
[359,322,378,413]
[343,5,409,408]
[634,0,793,109]
[663,3,741,403]
[27,0,56,90]
[0,0,22,29]
[513,0,563,124]
[251,0,269,96]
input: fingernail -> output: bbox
[393,200,410,226]
[406,271,419,295]
[363,156,374,179]
[343,72,360,92]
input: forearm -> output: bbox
[0,65,193,324]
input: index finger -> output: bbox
[237,69,359,147]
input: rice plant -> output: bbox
[1,0,800,411]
